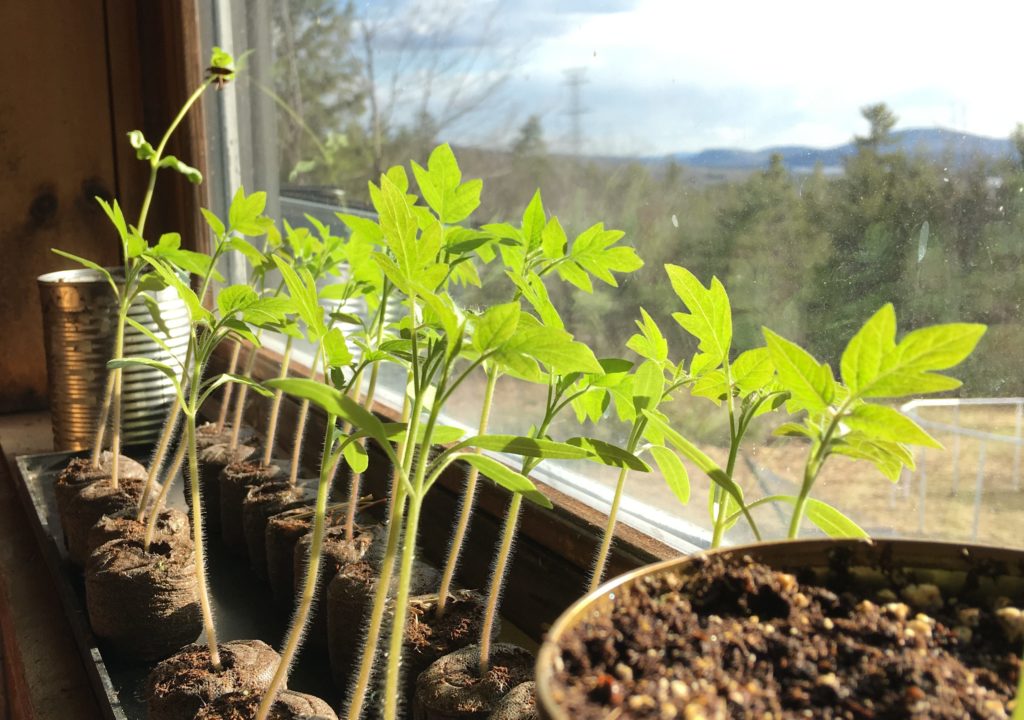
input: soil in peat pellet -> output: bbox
[414,643,535,720]
[487,681,538,720]
[189,442,258,533]
[404,589,490,698]
[147,639,280,720]
[86,506,186,558]
[59,472,151,566]
[296,523,384,650]
[552,554,1022,720]
[85,535,201,660]
[243,480,312,579]
[220,460,282,554]
[193,689,338,720]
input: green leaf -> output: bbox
[473,302,520,353]
[746,496,868,538]
[565,224,642,288]
[856,321,986,399]
[463,434,593,460]
[142,257,211,326]
[51,249,119,297]
[521,190,546,252]
[382,423,465,445]
[228,187,272,236]
[763,328,835,413]
[541,216,567,259]
[774,422,814,438]
[666,264,731,367]
[342,439,369,474]
[650,445,689,505]
[265,378,390,449]
[375,174,419,273]
[242,295,294,326]
[631,359,665,413]
[566,437,651,471]
[225,237,264,268]
[459,454,552,509]
[200,208,226,238]
[690,369,728,404]
[217,285,258,317]
[845,403,942,448]
[626,307,668,363]
[831,437,908,481]
[272,255,324,339]
[841,304,897,395]
[323,327,352,369]
[158,155,202,184]
[127,130,155,160]
[732,347,774,397]
[502,315,602,375]
[125,316,175,356]
[108,356,181,389]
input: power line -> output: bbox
[564,67,588,156]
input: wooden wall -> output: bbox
[0,1,205,415]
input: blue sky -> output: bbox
[355,0,1024,156]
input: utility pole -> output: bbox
[564,67,588,156]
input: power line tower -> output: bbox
[563,67,588,156]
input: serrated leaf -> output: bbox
[857,322,986,399]
[473,302,520,353]
[761,495,868,538]
[626,307,668,363]
[841,304,897,395]
[541,216,567,259]
[323,327,352,369]
[200,207,226,238]
[632,359,665,413]
[774,422,814,438]
[732,347,774,397]
[650,445,689,505]
[845,403,942,448]
[764,328,834,413]
[521,190,546,252]
[217,285,258,317]
[666,264,731,366]
[459,454,552,508]
[690,369,728,404]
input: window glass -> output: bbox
[207,0,1024,549]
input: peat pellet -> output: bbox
[487,682,537,720]
[86,506,186,557]
[414,643,534,720]
[194,689,338,720]
[55,452,145,547]
[196,422,255,451]
[188,442,257,533]
[266,504,316,607]
[295,523,384,649]
[404,589,489,699]
[61,474,148,567]
[326,556,441,688]
[86,536,200,660]
[220,460,281,554]
[147,639,281,720]
[243,480,312,579]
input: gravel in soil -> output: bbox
[552,554,1022,719]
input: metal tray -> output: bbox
[12,448,336,720]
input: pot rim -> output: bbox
[535,537,1024,720]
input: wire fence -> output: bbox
[900,397,1024,541]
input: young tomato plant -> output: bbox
[53,47,235,492]
[436,187,644,615]
[762,303,985,538]
[113,188,289,669]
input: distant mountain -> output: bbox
[664,128,1016,172]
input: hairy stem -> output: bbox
[342,370,365,541]
[588,463,631,593]
[383,490,423,720]
[215,341,242,432]
[143,437,186,551]
[256,414,338,720]
[137,397,182,520]
[479,492,521,675]
[109,306,127,490]
[344,391,412,720]
[262,338,294,466]
[186,413,220,669]
[229,344,260,450]
[90,372,116,467]
[435,367,498,617]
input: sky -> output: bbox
[358,0,1024,156]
